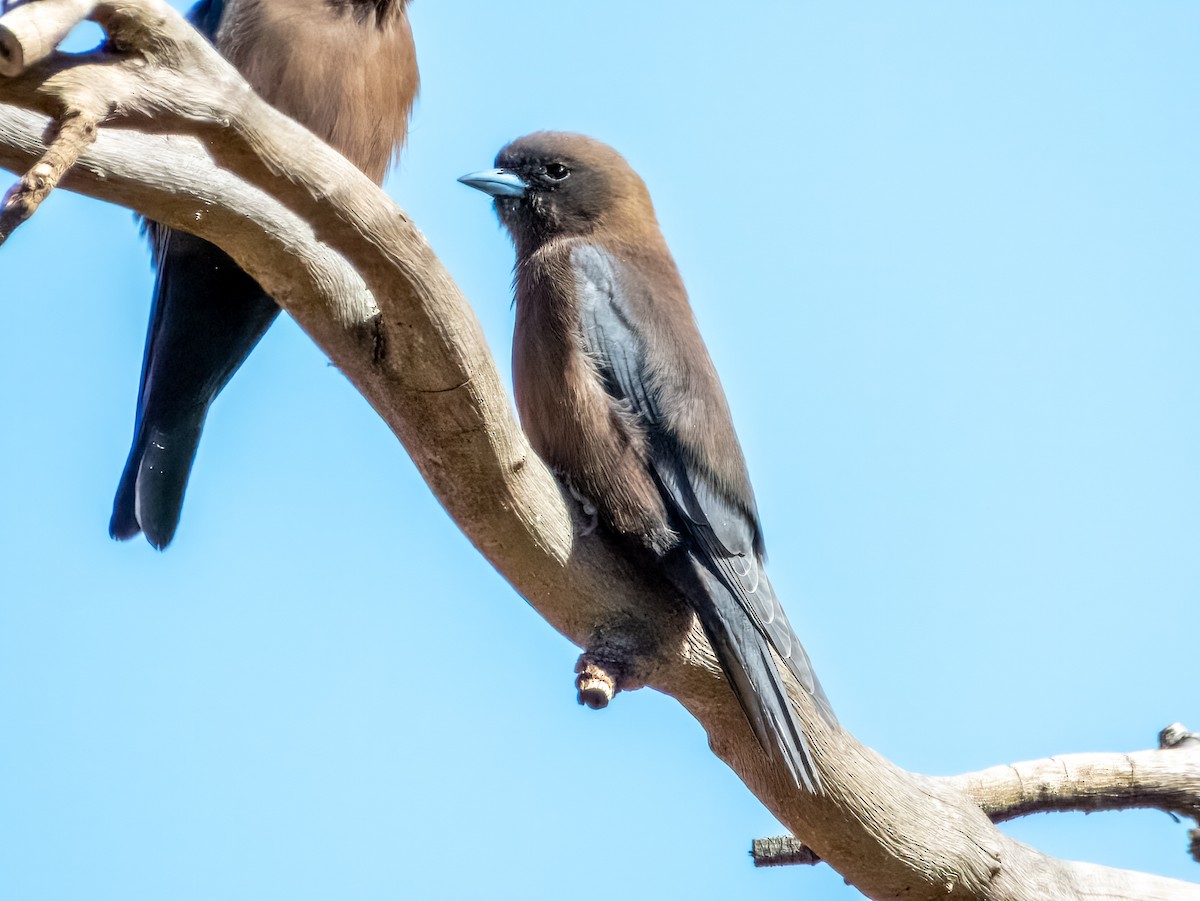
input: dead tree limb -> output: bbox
[754,724,1200,871]
[946,723,1200,826]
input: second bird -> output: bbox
[110,0,418,549]
[460,132,836,792]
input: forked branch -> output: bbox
[755,724,1200,869]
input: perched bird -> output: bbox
[110,0,418,549]
[460,132,836,792]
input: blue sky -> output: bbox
[2,2,1198,898]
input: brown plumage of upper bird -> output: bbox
[110,0,418,549]
[460,132,836,792]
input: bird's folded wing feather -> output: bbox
[570,244,827,706]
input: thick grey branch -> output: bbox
[1,1,1197,897]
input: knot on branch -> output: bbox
[575,654,617,709]
[1160,723,1200,750]
[574,619,656,709]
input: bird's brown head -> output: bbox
[459,132,659,253]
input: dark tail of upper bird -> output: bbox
[110,227,279,549]
[110,418,205,549]
[666,553,834,794]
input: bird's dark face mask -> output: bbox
[459,150,610,245]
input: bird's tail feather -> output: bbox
[675,559,821,793]
[111,228,278,549]
[110,417,204,550]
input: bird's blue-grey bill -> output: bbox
[458,169,528,198]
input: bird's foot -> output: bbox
[563,478,599,536]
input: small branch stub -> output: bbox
[0,0,98,77]
[573,617,659,709]
[751,835,820,868]
[0,110,96,243]
[1161,723,1200,750]
[575,653,618,710]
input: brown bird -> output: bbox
[110,0,418,549]
[460,132,836,792]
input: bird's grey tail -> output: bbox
[672,559,823,794]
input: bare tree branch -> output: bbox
[1,1,1197,897]
[755,724,1200,870]
[946,723,1200,825]
[0,106,94,242]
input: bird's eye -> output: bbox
[545,163,570,181]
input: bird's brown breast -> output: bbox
[513,244,674,548]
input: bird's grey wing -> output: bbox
[571,243,833,718]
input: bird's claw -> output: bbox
[564,479,599,536]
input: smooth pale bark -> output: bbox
[1,2,1196,897]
